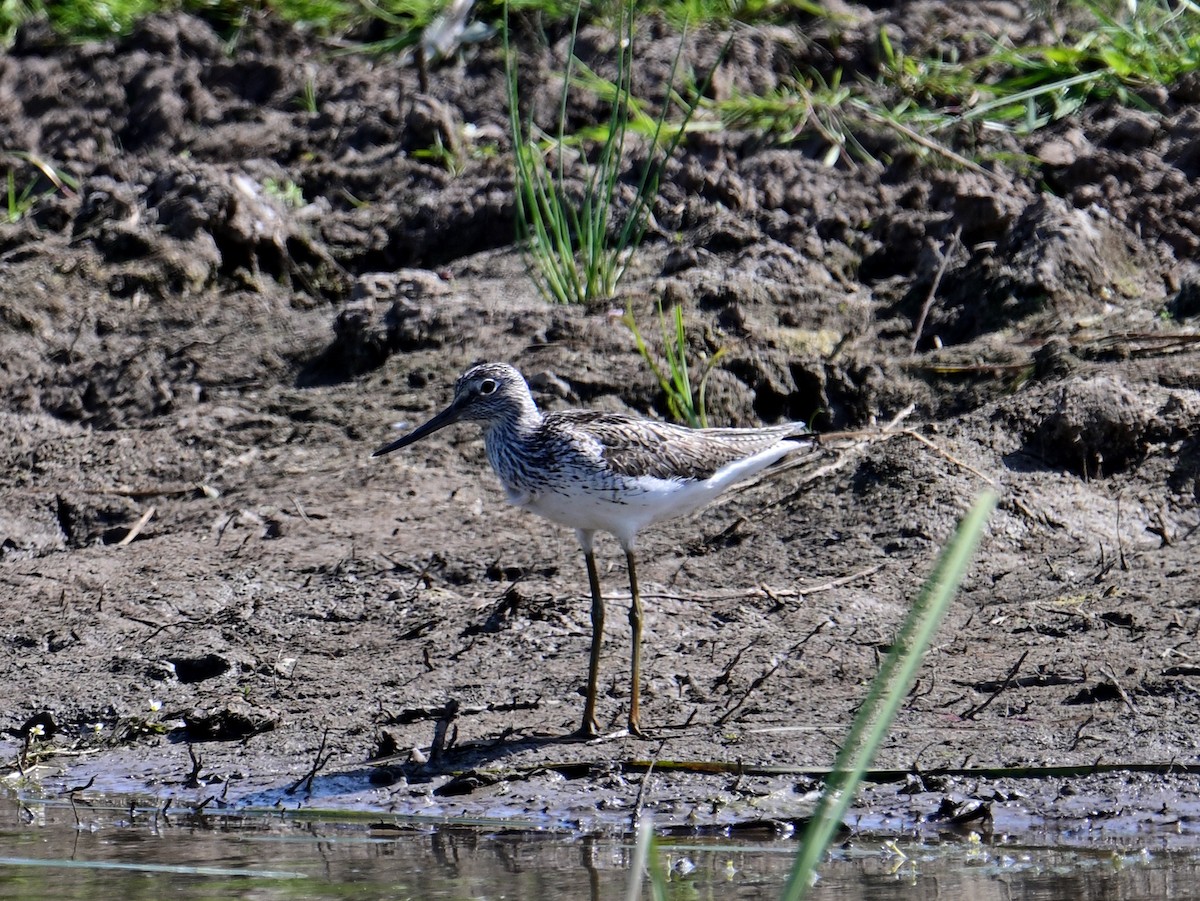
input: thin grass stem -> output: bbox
[780,491,997,901]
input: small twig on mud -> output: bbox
[913,360,1032,379]
[790,620,829,652]
[141,617,207,642]
[641,564,885,607]
[1099,665,1138,716]
[64,775,95,828]
[631,738,667,831]
[813,404,996,489]
[185,744,204,789]
[106,484,200,499]
[900,429,998,486]
[290,496,312,525]
[1067,714,1097,752]
[713,639,756,690]
[960,650,1030,720]
[714,623,824,714]
[1074,331,1200,360]
[910,225,963,353]
[881,403,917,432]
[716,656,786,726]
[1115,493,1129,572]
[388,698,537,725]
[853,106,997,181]
[116,505,156,547]
[286,727,334,795]
[430,700,461,764]
[906,669,938,707]
[779,564,887,606]
[803,564,886,595]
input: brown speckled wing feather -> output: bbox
[546,411,810,481]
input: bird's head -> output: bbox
[372,362,534,457]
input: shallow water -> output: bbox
[3,795,1200,900]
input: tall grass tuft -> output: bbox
[504,0,711,304]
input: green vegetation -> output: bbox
[505,0,709,304]
[2,0,1195,152]
[262,176,306,207]
[780,490,995,899]
[0,0,435,43]
[295,73,318,113]
[5,170,42,222]
[622,301,725,427]
[879,0,1200,133]
[2,153,79,222]
[3,0,189,40]
[713,0,1200,167]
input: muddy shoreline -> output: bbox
[2,4,1199,838]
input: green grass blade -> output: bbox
[780,490,997,901]
[505,0,715,303]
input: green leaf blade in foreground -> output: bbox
[781,490,998,901]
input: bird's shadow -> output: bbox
[380,727,599,786]
[260,725,622,807]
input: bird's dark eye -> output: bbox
[479,379,497,396]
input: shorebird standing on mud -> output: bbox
[373,362,817,738]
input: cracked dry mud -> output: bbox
[1,3,1199,838]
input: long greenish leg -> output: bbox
[579,544,605,738]
[625,549,646,738]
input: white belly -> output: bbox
[503,476,719,547]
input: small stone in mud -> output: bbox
[16,711,57,741]
[167,653,235,684]
[1168,272,1200,320]
[1032,376,1150,477]
[183,699,277,741]
[372,728,402,760]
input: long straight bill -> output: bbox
[372,401,465,457]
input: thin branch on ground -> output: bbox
[631,738,667,830]
[716,656,786,726]
[287,727,334,795]
[719,625,829,729]
[959,649,1029,720]
[910,225,963,353]
[115,505,156,547]
[900,429,998,486]
[637,563,885,605]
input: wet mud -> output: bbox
[1,4,1199,838]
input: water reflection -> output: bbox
[1,795,1198,900]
